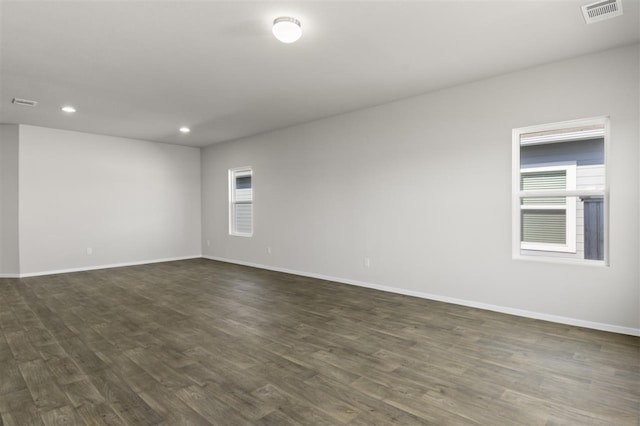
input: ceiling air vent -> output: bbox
[582,0,623,24]
[12,98,38,107]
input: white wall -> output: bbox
[19,125,202,275]
[0,124,20,276]
[201,44,640,333]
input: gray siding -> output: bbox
[521,138,604,167]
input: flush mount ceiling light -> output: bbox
[272,17,302,43]
[61,105,76,113]
[179,127,191,133]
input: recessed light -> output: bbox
[179,127,191,133]
[272,17,302,44]
[61,106,76,113]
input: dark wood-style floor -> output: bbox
[0,259,638,425]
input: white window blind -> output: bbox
[521,210,567,245]
[233,203,252,235]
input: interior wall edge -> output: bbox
[0,123,21,275]
[203,255,640,337]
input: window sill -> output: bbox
[229,232,253,238]
[521,243,576,253]
[512,254,608,267]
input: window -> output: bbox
[520,164,576,253]
[229,167,253,236]
[512,117,608,264]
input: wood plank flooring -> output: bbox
[0,258,638,425]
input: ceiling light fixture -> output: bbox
[272,17,302,44]
[179,127,191,133]
[61,105,76,113]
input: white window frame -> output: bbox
[229,166,253,237]
[512,116,609,266]
[520,163,577,253]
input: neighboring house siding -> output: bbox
[521,138,605,259]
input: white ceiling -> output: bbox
[1,0,638,147]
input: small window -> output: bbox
[520,164,577,253]
[229,167,253,236]
[512,118,608,264]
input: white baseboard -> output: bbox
[203,255,640,337]
[17,255,202,278]
[0,273,20,278]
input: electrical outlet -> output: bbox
[364,257,370,268]
[267,246,272,254]
[206,240,211,247]
[86,247,93,255]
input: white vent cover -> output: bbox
[12,98,38,107]
[582,0,623,24]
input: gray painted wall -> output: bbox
[201,44,639,332]
[0,124,20,276]
[18,125,202,275]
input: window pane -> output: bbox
[520,194,573,253]
[521,170,566,191]
[229,167,253,236]
[236,175,252,189]
[233,203,252,234]
[234,188,252,202]
[582,196,604,261]
[520,138,604,191]
[522,197,565,206]
[521,210,566,244]
[520,195,604,261]
[521,170,567,206]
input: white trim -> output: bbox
[515,116,609,137]
[512,116,609,263]
[521,242,574,253]
[520,205,565,211]
[519,189,606,198]
[17,255,202,278]
[512,128,522,259]
[229,231,253,238]
[512,254,606,267]
[603,120,610,266]
[0,273,20,278]
[202,256,639,336]
[520,128,605,146]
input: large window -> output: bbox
[229,167,253,237]
[512,117,608,264]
